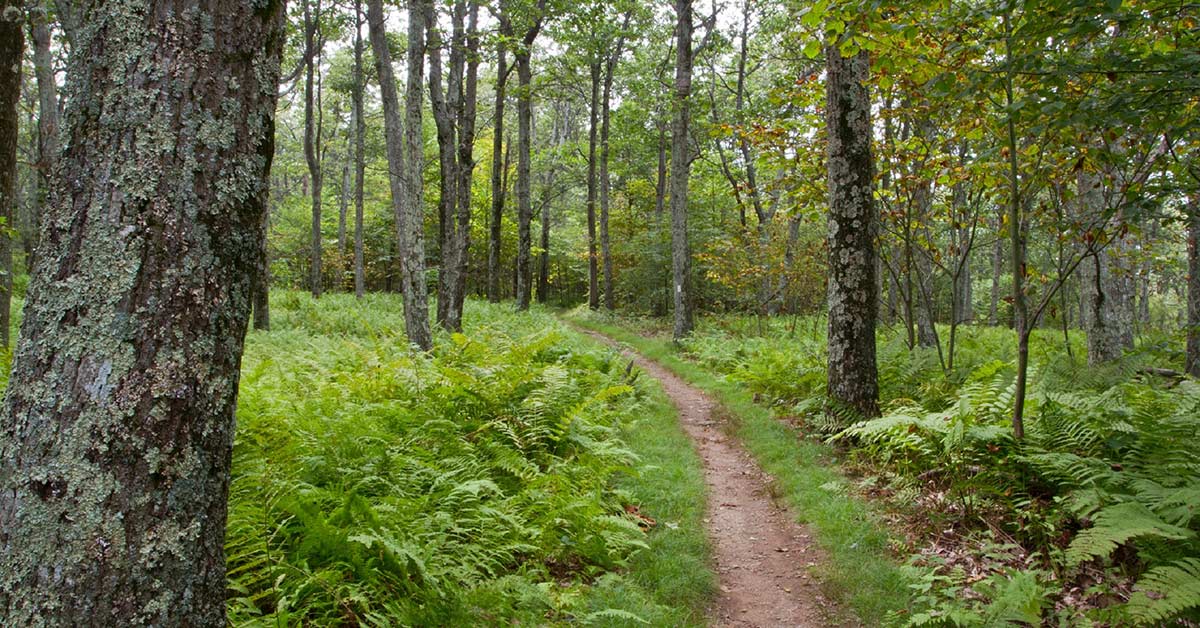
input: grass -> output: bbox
[564,308,912,625]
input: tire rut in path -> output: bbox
[580,330,853,628]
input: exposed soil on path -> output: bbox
[578,329,854,628]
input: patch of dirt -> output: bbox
[581,330,854,627]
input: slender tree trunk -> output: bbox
[1003,9,1028,440]
[368,0,432,349]
[488,42,509,303]
[513,45,538,310]
[600,30,626,311]
[27,5,57,272]
[304,0,324,298]
[990,212,1003,326]
[670,0,696,339]
[0,1,286,622]
[452,0,479,324]
[1186,194,1199,376]
[338,114,349,260]
[654,123,668,317]
[585,61,600,309]
[353,0,366,298]
[825,45,879,418]
[0,1,19,348]
[428,2,461,329]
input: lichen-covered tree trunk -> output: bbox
[0,1,286,623]
[367,0,432,350]
[585,61,600,310]
[825,45,879,419]
[1187,195,1199,376]
[0,0,21,349]
[1077,169,1134,364]
[670,0,696,340]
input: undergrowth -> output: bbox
[573,309,1200,626]
[226,293,713,626]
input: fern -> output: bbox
[1065,502,1194,566]
[1126,558,1200,624]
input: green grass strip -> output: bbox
[568,327,716,627]
[565,313,912,625]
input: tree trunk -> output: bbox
[1077,169,1134,364]
[353,0,366,298]
[1187,194,1199,377]
[368,0,432,350]
[427,1,461,330]
[0,1,285,622]
[670,0,696,340]
[487,41,509,303]
[990,211,1003,326]
[600,30,626,312]
[824,45,879,419]
[304,0,323,298]
[338,111,349,260]
[513,45,538,310]
[0,0,20,349]
[585,61,600,310]
[452,0,479,323]
[253,205,272,331]
[27,4,57,272]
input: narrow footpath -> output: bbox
[580,329,854,628]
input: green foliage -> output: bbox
[225,294,709,625]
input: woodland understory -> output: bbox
[0,0,1197,626]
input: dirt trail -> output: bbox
[580,330,851,628]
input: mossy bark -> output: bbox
[824,46,879,419]
[0,0,286,623]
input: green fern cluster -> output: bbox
[225,296,652,625]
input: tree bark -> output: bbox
[304,0,324,298]
[1187,194,1199,377]
[452,0,479,322]
[511,5,543,312]
[487,41,509,303]
[353,0,366,299]
[670,0,696,340]
[27,4,57,272]
[825,45,879,418]
[368,0,432,350]
[1077,168,1135,364]
[0,1,286,622]
[427,1,462,329]
[600,25,627,312]
[585,61,600,309]
[0,0,20,349]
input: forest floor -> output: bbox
[577,328,853,628]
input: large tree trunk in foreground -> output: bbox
[368,0,432,350]
[670,0,696,340]
[0,0,20,349]
[0,1,285,623]
[825,46,879,419]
